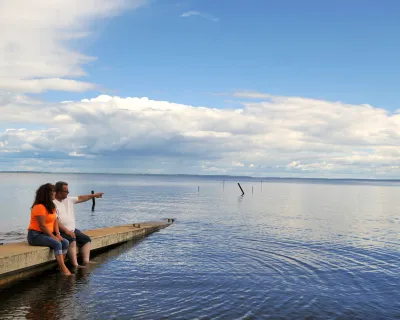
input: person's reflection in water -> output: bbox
[0,241,140,319]
[24,273,77,320]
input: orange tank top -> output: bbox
[28,204,57,233]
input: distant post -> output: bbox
[91,190,95,211]
[237,183,245,195]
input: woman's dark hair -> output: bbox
[31,183,56,214]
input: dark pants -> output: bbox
[27,230,69,256]
[60,229,91,247]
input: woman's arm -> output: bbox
[54,218,60,235]
[54,219,64,241]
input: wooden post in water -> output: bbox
[237,183,245,195]
[252,186,254,194]
[261,180,263,191]
[91,190,95,211]
[198,186,200,192]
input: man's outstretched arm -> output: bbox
[75,192,104,204]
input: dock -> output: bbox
[0,220,174,286]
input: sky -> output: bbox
[1,0,400,178]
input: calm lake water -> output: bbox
[0,173,399,319]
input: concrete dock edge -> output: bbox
[0,220,174,286]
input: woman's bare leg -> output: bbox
[56,254,71,275]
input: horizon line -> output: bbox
[1,171,400,182]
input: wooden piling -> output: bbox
[237,183,245,195]
[91,190,95,211]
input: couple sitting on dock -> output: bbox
[27,181,104,275]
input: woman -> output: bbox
[27,183,71,275]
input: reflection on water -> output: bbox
[0,239,144,320]
[0,173,400,319]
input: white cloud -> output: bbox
[2,93,400,177]
[0,78,97,93]
[232,161,245,167]
[233,91,272,99]
[0,0,148,93]
[180,10,219,22]
[284,161,335,171]
[68,151,90,157]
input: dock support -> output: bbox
[91,190,95,211]
[238,183,245,195]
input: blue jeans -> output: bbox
[27,230,69,256]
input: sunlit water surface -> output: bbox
[0,173,399,319]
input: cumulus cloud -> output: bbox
[0,0,148,93]
[2,92,400,177]
[0,78,97,93]
[180,10,219,22]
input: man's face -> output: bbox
[59,185,69,200]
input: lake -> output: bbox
[0,173,399,319]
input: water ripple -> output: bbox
[1,174,400,319]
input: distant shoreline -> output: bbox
[1,171,400,182]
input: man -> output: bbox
[54,181,104,267]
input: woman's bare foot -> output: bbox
[62,269,72,276]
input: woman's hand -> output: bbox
[55,234,63,242]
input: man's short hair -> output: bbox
[55,181,68,193]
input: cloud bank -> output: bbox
[1,1,399,178]
[0,0,148,93]
[2,92,400,177]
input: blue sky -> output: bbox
[2,0,400,178]
[44,0,400,111]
